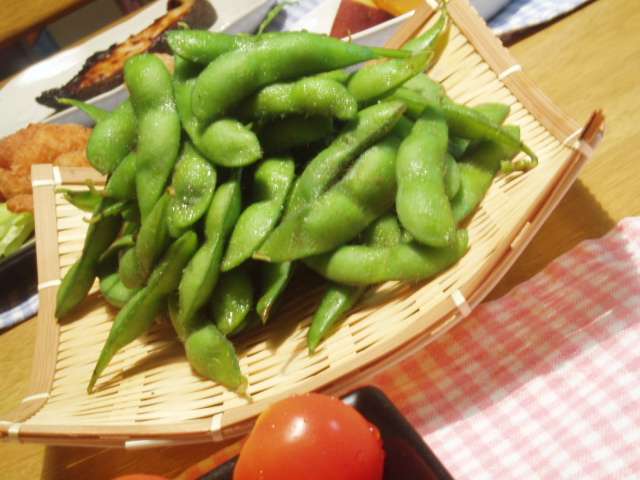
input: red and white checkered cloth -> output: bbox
[371,216,640,479]
[177,216,640,480]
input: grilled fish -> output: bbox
[36,0,215,111]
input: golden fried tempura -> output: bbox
[0,123,92,213]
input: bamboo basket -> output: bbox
[1,0,605,447]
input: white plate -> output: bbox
[289,0,512,48]
[290,0,413,47]
[0,0,275,138]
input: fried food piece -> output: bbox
[0,123,92,213]
[36,0,215,111]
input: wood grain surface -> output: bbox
[0,0,95,47]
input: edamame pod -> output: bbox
[451,125,521,223]
[256,136,401,262]
[305,229,469,285]
[177,177,242,334]
[255,115,335,153]
[184,322,248,394]
[235,76,358,122]
[345,51,433,106]
[88,231,199,393]
[125,53,181,220]
[396,104,457,247]
[255,260,296,323]
[167,141,217,238]
[86,99,137,175]
[191,31,384,123]
[58,188,101,212]
[211,265,255,336]
[135,192,171,279]
[222,156,295,271]
[285,100,406,216]
[55,198,123,318]
[307,213,404,353]
[104,152,137,200]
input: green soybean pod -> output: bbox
[307,282,366,354]
[191,31,384,123]
[118,245,146,290]
[255,115,336,154]
[451,125,521,223]
[345,51,433,106]
[386,87,437,120]
[256,135,401,263]
[198,118,263,168]
[396,104,456,248]
[440,101,537,170]
[403,0,449,53]
[135,191,171,279]
[166,29,250,64]
[255,260,296,323]
[86,99,138,175]
[58,188,101,212]
[99,271,142,308]
[124,53,181,221]
[402,72,445,102]
[235,76,359,122]
[172,54,263,168]
[307,213,403,353]
[211,265,255,336]
[443,152,461,200]
[285,100,406,216]
[177,176,242,335]
[222,156,295,271]
[104,152,137,200]
[167,141,217,238]
[184,322,248,394]
[97,234,140,308]
[55,197,123,318]
[304,229,469,285]
[88,231,199,393]
[448,102,511,160]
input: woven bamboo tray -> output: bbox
[1,0,604,447]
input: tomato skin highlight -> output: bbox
[233,392,385,480]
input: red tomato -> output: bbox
[110,475,170,480]
[233,392,385,480]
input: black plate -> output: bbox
[197,385,454,480]
[0,240,37,309]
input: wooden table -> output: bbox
[1,0,638,477]
[0,0,97,48]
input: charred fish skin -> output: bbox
[36,0,216,111]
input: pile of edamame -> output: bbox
[55,3,537,395]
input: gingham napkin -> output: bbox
[489,0,594,37]
[176,216,640,479]
[0,293,38,330]
[369,216,640,478]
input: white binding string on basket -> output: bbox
[31,167,62,188]
[498,64,522,81]
[21,392,50,403]
[563,127,586,151]
[6,422,22,442]
[38,279,61,291]
[451,289,472,317]
[210,412,224,442]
